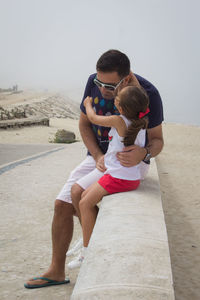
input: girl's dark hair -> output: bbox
[96,49,130,78]
[118,86,149,146]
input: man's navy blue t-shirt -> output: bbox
[80,73,164,155]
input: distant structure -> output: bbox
[13,85,18,92]
[0,84,21,94]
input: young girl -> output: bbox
[70,86,149,267]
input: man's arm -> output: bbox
[146,124,164,157]
[116,124,164,167]
[79,112,106,172]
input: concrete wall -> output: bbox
[71,159,175,300]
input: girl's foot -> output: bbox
[66,237,83,257]
[67,247,87,269]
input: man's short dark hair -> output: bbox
[96,49,130,78]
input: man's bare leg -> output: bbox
[26,200,75,286]
[71,183,99,221]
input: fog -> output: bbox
[0,0,199,125]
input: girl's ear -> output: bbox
[118,105,123,114]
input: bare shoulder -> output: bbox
[116,115,128,137]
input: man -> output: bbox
[25,49,164,288]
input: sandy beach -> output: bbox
[157,123,200,300]
[0,91,200,299]
[0,118,81,144]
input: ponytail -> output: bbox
[123,117,148,147]
[117,85,149,146]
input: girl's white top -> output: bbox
[104,115,149,180]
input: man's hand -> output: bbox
[117,125,164,167]
[116,145,146,167]
[96,155,107,172]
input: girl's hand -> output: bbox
[84,96,93,107]
[96,155,107,172]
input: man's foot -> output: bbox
[25,271,66,289]
[24,277,70,289]
[66,237,83,257]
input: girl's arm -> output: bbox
[84,96,121,129]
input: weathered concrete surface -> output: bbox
[0,142,85,300]
[71,159,175,300]
[0,117,49,129]
[0,143,64,166]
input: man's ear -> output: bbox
[126,72,140,87]
[124,74,131,85]
[120,74,130,89]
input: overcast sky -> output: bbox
[0,0,199,125]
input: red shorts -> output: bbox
[98,174,140,194]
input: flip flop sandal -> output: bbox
[24,277,70,289]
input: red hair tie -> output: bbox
[139,108,150,119]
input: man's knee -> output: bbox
[71,183,84,204]
[79,198,85,211]
[81,189,88,199]
[54,199,75,217]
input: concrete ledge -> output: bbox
[0,117,49,129]
[71,159,175,300]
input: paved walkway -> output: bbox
[0,143,66,167]
[0,142,85,300]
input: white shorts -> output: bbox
[77,168,104,189]
[56,155,103,203]
[56,155,150,204]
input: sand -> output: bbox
[157,123,200,300]
[0,91,200,299]
[0,90,53,106]
[0,118,81,144]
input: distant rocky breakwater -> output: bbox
[0,94,80,121]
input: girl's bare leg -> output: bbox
[71,183,85,221]
[79,182,108,247]
[71,183,96,221]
